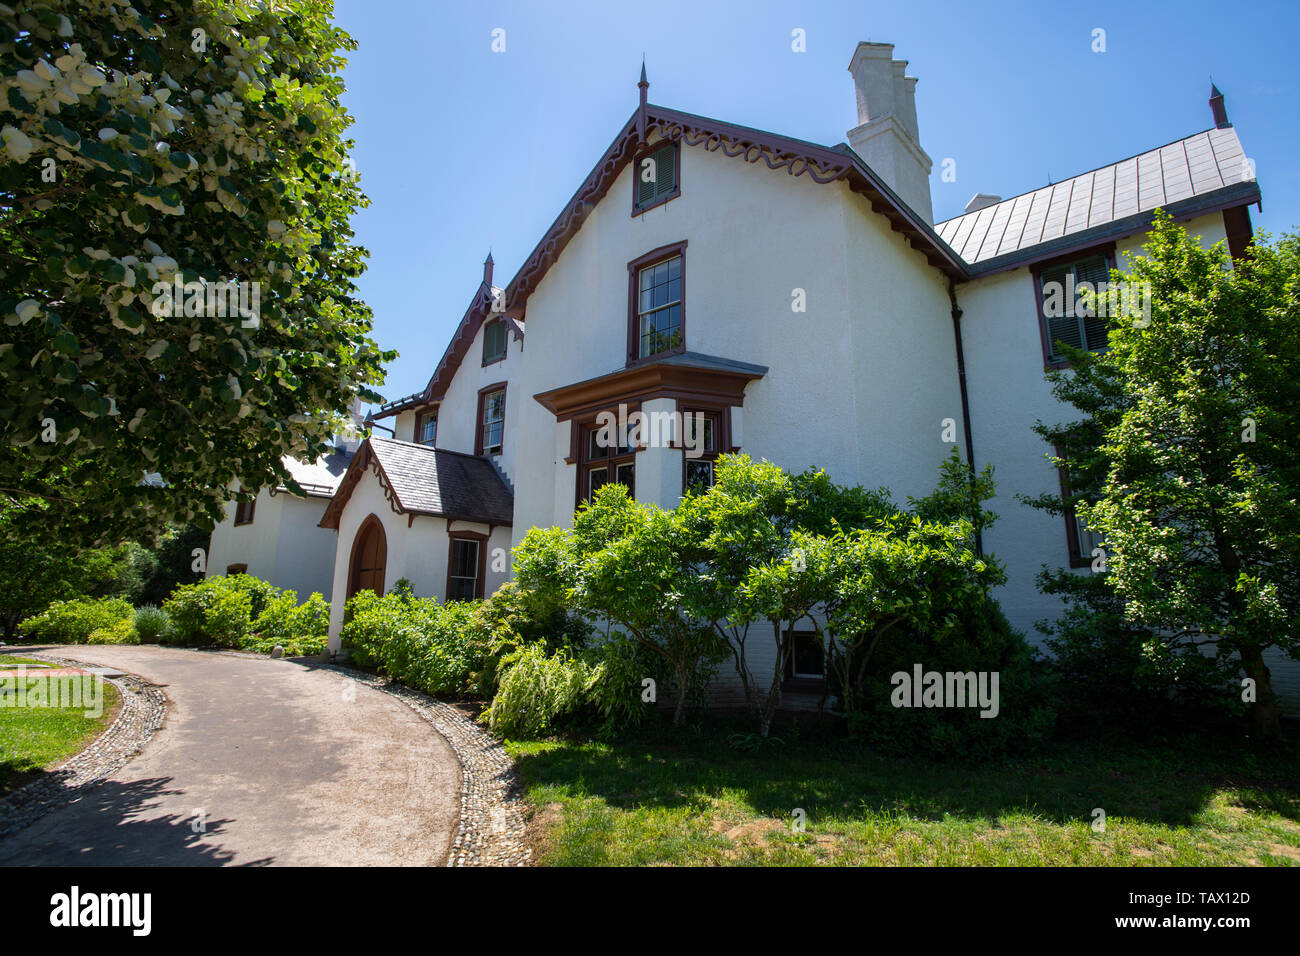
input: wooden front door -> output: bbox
[347,516,386,599]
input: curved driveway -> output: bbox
[0,645,459,866]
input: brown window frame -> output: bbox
[1030,243,1117,370]
[630,138,681,216]
[481,317,508,367]
[572,409,640,510]
[474,383,507,457]
[446,529,488,601]
[627,240,687,367]
[234,498,256,525]
[415,407,438,447]
[678,403,730,495]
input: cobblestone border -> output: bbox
[0,655,168,839]
[319,663,531,867]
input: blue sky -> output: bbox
[333,0,1300,408]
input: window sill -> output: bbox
[631,188,680,218]
[626,343,686,368]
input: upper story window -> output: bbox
[577,416,636,507]
[633,140,679,214]
[416,409,437,447]
[234,498,255,525]
[627,241,687,363]
[1036,253,1113,365]
[476,385,506,456]
[482,318,507,366]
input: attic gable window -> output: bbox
[1036,252,1113,366]
[482,318,507,366]
[633,139,679,214]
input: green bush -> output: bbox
[88,618,140,645]
[244,591,329,656]
[18,596,134,644]
[340,590,488,697]
[842,598,1057,758]
[486,643,600,737]
[133,605,170,644]
[162,574,283,648]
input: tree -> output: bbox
[0,1,394,544]
[1036,212,1300,740]
[0,495,123,638]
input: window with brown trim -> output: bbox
[446,530,488,601]
[627,241,686,364]
[680,406,724,494]
[226,564,248,576]
[576,415,636,508]
[1033,250,1114,366]
[234,498,255,525]
[475,384,506,456]
[632,139,680,214]
[416,408,437,447]
[481,318,507,366]
[783,629,826,690]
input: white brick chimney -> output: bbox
[846,42,933,224]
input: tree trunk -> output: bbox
[672,663,689,727]
[1240,646,1282,741]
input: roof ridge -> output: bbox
[937,127,1227,227]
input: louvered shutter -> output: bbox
[1074,255,1112,352]
[1041,265,1080,360]
[636,142,676,208]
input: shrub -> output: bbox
[842,598,1057,758]
[486,643,599,737]
[244,592,329,657]
[18,596,134,644]
[340,590,488,697]
[133,605,170,644]
[88,618,140,645]
[163,575,268,647]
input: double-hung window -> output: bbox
[476,386,506,456]
[416,409,437,447]
[577,417,636,507]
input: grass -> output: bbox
[508,718,1300,866]
[0,656,120,794]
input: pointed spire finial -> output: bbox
[483,249,494,286]
[637,56,649,143]
[1209,81,1231,129]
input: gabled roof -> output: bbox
[936,127,1259,273]
[499,103,970,317]
[371,282,503,420]
[319,437,513,530]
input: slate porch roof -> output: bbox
[934,127,1259,272]
[318,437,514,530]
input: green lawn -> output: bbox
[508,721,1300,866]
[0,657,120,794]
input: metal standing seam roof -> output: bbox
[934,127,1255,267]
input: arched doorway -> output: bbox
[347,515,387,600]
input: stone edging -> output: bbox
[319,664,531,867]
[0,655,168,839]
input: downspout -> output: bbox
[948,279,983,557]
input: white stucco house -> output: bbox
[209,41,1295,707]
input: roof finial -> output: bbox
[637,56,649,143]
[483,249,494,286]
[1209,79,1231,129]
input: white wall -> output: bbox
[206,485,338,600]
